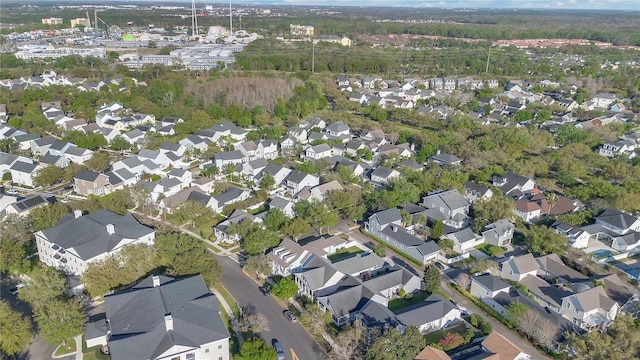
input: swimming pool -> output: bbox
[591,249,613,258]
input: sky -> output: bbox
[230,0,640,10]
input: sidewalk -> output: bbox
[50,335,82,360]
[128,209,239,256]
[211,288,244,348]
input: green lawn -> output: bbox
[54,339,76,356]
[81,335,110,360]
[424,323,472,346]
[388,291,429,312]
[475,244,504,257]
[327,246,364,262]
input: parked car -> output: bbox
[434,261,445,270]
[272,339,285,360]
[283,310,298,323]
[9,283,25,296]
[259,286,270,296]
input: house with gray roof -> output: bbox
[10,161,39,187]
[326,121,350,137]
[464,181,493,203]
[429,153,463,166]
[284,170,320,196]
[500,253,539,281]
[490,172,535,199]
[85,274,229,360]
[3,193,56,217]
[269,196,295,217]
[445,227,483,254]
[394,294,461,334]
[40,153,69,168]
[595,208,640,235]
[214,209,261,244]
[482,219,515,247]
[35,209,155,275]
[470,274,511,303]
[422,189,470,229]
[211,187,250,213]
[560,286,619,331]
[369,166,400,185]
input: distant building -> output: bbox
[42,18,63,25]
[70,18,91,28]
[290,24,314,36]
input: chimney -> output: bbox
[74,209,83,218]
[152,275,160,287]
[164,314,173,331]
[106,224,115,235]
[392,225,398,232]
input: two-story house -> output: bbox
[73,170,119,196]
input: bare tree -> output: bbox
[534,317,560,348]
[239,305,269,339]
[518,309,542,339]
[456,273,471,291]
[329,321,364,360]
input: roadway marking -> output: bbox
[290,349,300,360]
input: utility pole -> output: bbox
[229,0,233,35]
[485,44,492,74]
[312,40,315,73]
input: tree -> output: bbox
[264,208,287,232]
[19,267,67,310]
[517,309,541,340]
[505,301,528,325]
[29,202,69,232]
[471,196,514,233]
[84,152,109,172]
[63,162,86,182]
[235,338,277,360]
[366,326,425,360]
[282,217,310,242]
[154,233,223,287]
[270,277,298,301]
[300,303,331,336]
[300,200,339,235]
[173,200,215,228]
[431,220,444,240]
[243,228,281,255]
[33,165,65,186]
[534,317,559,348]
[259,172,275,191]
[239,306,269,339]
[423,265,441,293]
[326,188,366,222]
[373,243,386,257]
[400,210,412,227]
[330,321,364,360]
[110,136,132,151]
[522,224,567,255]
[0,213,32,273]
[438,332,464,351]
[243,254,271,278]
[34,297,86,345]
[0,300,33,356]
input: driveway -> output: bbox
[216,256,325,360]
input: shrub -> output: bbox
[438,332,464,351]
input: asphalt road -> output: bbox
[216,256,326,360]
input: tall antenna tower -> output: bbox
[191,0,198,37]
[229,0,233,35]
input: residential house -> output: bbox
[422,189,470,228]
[303,143,333,161]
[10,161,39,187]
[84,274,230,360]
[280,134,298,154]
[481,332,531,360]
[445,228,483,254]
[35,210,155,275]
[269,196,296,218]
[598,140,637,158]
[213,210,260,244]
[395,294,462,334]
[326,121,350,137]
[138,149,171,169]
[3,193,56,217]
[514,199,542,222]
[142,178,184,201]
[464,181,494,203]
[551,221,591,249]
[482,219,515,247]
[490,172,535,198]
[214,151,244,169]
[430,153,463,166]
[63,146,94,165]
[179,135,211,152]
[241,158,268,182]
[167,168,192,185]
[370,166,400,185]
[611,232,640,252]
[595,208,640,235]
[73,170,117,196]
[365,208,440,264]
[121,129,145,146]
[39,153,69,168]
[268,238,314,276]
[205,122,247,143]
[284,170,320,196]
[470,274,511,312]
[592,93,617,108]
[561,286,619,330]
[159,142,187,157]
[298,180,344,202]
[212,187,250,213]
[500,253,538,281]
[255,164,292,191]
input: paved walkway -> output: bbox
[128,209,241,258]
[50,335,83,360]
[211,288,244,348]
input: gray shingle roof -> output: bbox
[473,273,510,292]
[370,208,402,226]
[104,275,229,360]
[10,161,37,173]
[331,252,385,275]
[40,210,154,261]
[213,187,246,204]
[395,294,458,327]
[74,170,101,182]
[381,224,424,247]
[596,208,639,230]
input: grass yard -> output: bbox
[81,336,110,360]
[475,244,504,257]
[388,291,429,312]
[327,246,364,262]
[54,340,76,356]
[423,323,472,346]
